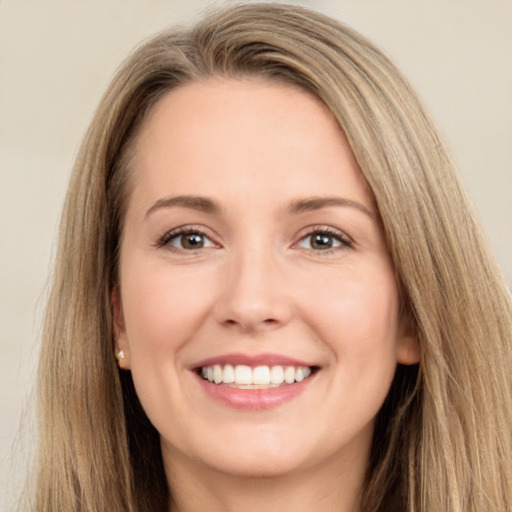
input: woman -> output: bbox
[35,3,512,511]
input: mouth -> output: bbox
[191,353,320,410]
[190,353,320,412]
[197,364,318,389]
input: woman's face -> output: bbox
[114,78,418,480]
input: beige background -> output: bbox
[1,0,511,506]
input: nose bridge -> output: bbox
[214,236,292,331]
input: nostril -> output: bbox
[214,290,293,331]
[221,316,282,332]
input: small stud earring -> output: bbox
[115,349,125,360]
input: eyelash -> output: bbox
[155,225,353,254]
[156,225,217,251]
[294,226,353,254]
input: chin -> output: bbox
[167,426,313,479]
[205,450,308,479]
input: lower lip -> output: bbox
[194,373,315,411]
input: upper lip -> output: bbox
[191,352,316,370]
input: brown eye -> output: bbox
[181,233,206,249]
[162,230,216,250]
[310,233,335,250]
[296,229,351,252]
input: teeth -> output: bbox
[284,366,295,384]
[253,366,270,385]
[200,364,314,387]
[223,364,235,383]
[270,365,284,384]
[234,365,252,385]
[213,365,223,384]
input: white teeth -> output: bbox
[284,366,295,384]
[200,364,314,386]
[213,364,223,384]
[295,367,312,382]
[253,366,271,385]
[223,364,235,383]
[270,365,284,384]
[234,365,252,385]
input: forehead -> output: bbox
[127,78,373,212]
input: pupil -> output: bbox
[182,233,204,249]
[312,234,332,249]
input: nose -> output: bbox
[214,248,293,333]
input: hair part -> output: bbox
[36,3,512,511]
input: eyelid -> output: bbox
[155,223,352,253]
[292,225,353,252]
[156,224,220,250]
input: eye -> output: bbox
[158,228,217,251]
[295,228,351,252]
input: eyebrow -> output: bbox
[144,194,374,220]
[288,196,374,218]
[145,195,219,218]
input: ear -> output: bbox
[396,315,420,365]
[111,286,131,370]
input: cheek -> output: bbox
[119,258,216,360]
[118,258,218,423]
[300,264,401,354]
[296,260,401,416]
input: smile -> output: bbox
[200,364,314,388]
[192,355,319,410]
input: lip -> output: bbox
[190,352,318,411]
[191,352,314,370]
[195,374,315,410]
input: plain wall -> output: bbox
[1,0,511,506]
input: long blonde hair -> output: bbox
[36,3,512,511]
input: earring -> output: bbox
[115,349,125,360]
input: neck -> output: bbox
[164,446,367,512]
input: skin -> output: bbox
[113,78,420,512]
